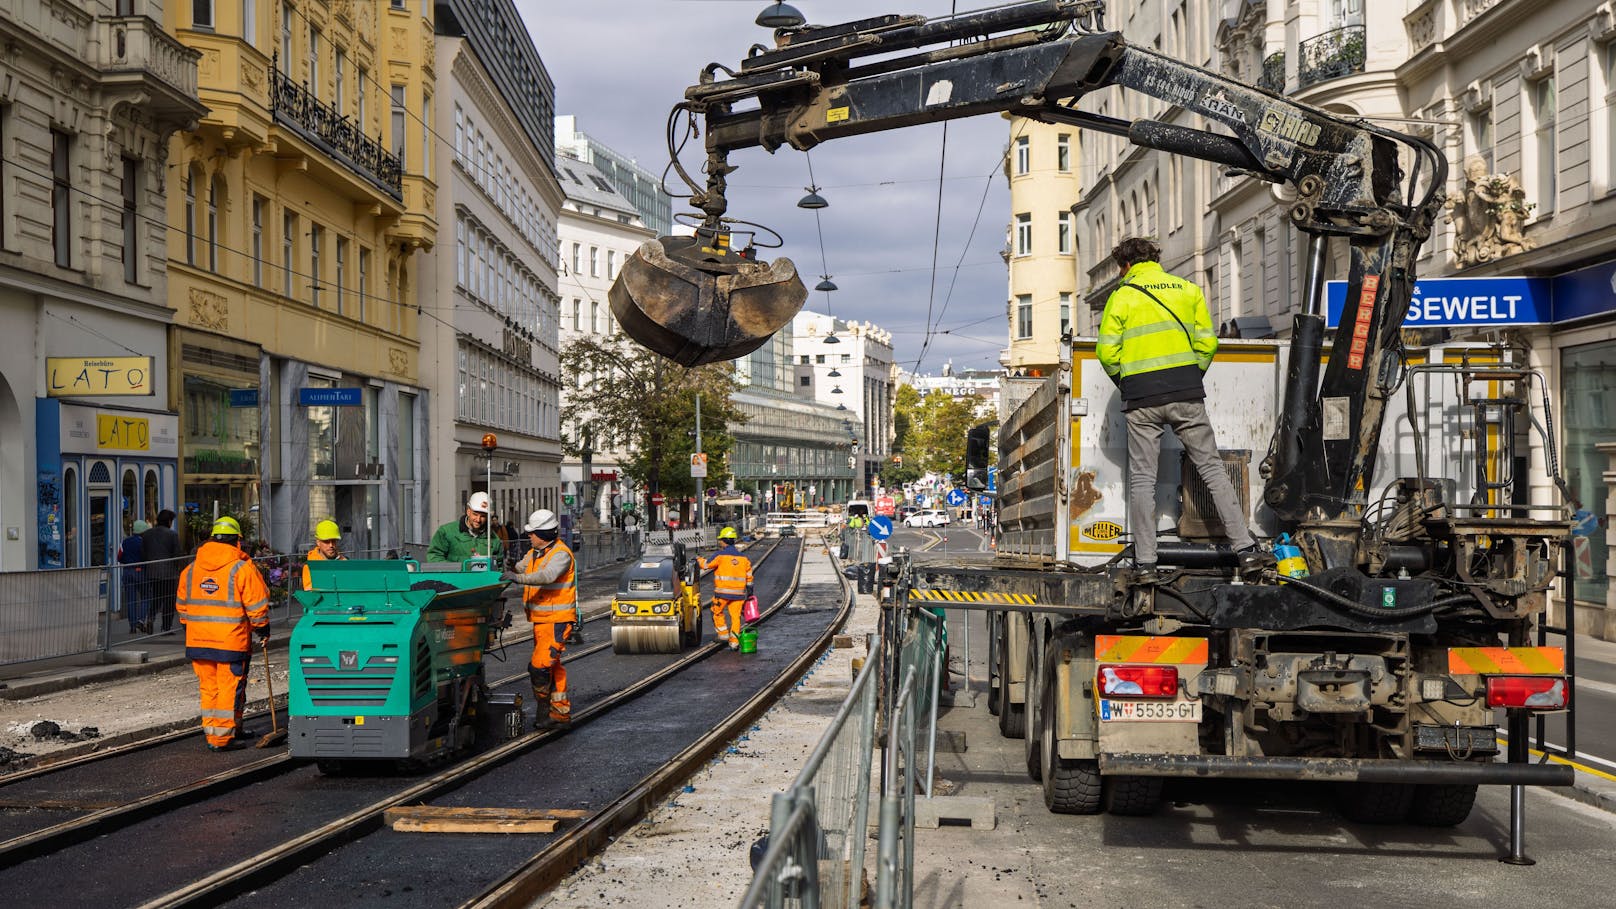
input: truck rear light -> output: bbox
[1099,665,1179,698]
[1485,676,1568,710]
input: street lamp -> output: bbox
[814,276,838,293]
[797,186,829,209]
[756,2,806,28]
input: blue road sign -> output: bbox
[1325,276,1551,329]
[946,488,967,507]
[868,515,894,540]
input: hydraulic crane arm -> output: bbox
[612,0,1448,547]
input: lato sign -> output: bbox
[97,414,150,452]
[47,357,154,397]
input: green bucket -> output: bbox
[738,629,758,654]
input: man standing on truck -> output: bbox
[1096,238,1266,580]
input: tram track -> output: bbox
[0,538,825,907]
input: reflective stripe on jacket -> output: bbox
[701,544,753,599]
[519,541,577,622]
[1095,261,1219,411]
[177,540,270,660]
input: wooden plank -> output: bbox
[383,805,589,834]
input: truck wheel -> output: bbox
[1040,654,1101,813]
[1409,783,1477,827]
[986,615,1001,717]
[1104,777,1163,816]
[1024,630,1043,782]
[996,624,1024,738]
[1335,782,1413,825]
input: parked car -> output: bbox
[903,509,951,528]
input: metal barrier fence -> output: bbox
[741,593,943,909]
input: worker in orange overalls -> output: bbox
[177,516,271,751]
[700,526,753,650]
[503,509,577,729]
[302,519,347,590]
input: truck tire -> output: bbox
[1024,630,1043,782]
[996,624,1025,738]
[1409,783,1478,827]
[1040,652,1101,813]
[1335,782,1413,825]
[986,615,1001,717]
[1103,777,1163,816]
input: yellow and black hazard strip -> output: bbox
[911,588,1037,606]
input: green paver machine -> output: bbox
[288,559,518,772]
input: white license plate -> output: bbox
[1099,699,1202,722]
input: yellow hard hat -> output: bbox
[211,516,242,537]
[718,526,739,541]
[315,519,341,541]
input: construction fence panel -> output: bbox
[0,567,105,665]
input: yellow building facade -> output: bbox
[1004,116,1081,376]
[162,0,437,552]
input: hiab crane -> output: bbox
[608,1,1574,843]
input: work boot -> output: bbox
[208,740,246,752]
[1134,563,1158,585]
[727,634,740,651]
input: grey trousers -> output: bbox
[1126,400,1255,565]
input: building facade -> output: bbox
[1003,116,1081,373]
[790,312,896,492]
[424,0,564,538]
[0,0,204,570]
[554,147,653,527]
[555,115,673,237]
[731,329,865,508]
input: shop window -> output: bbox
[1563,340,1616,604]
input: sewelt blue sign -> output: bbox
[1552,259,1616,323]
[868,515,894,540]
[298,387,363,407]
[228,388,259,408]
[1326,276,1551,329]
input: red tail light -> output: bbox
[1098,665,1179,698]
[1485,676,1569,710]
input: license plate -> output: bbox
[1099,699,1202,722]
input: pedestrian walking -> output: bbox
[699,526,753,649]
[118,520,149,633]
[502,510,576,729]
[302,519,347,590]
[427,492,505,565]
[141,509,183,633]
[176,516,271,751]
[1095,237,1269,581]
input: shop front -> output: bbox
[177,333,263,549]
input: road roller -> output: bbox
[611,542,702,653]
[288,559,517,773]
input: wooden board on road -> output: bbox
[384,805,590,834]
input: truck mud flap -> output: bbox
[1097,754,1573,786]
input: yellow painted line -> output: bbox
[1505,740,1616,784]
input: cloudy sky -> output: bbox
[518,0,1016,376]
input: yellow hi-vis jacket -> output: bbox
[1095,261,1219,411]
[515,540,577,623]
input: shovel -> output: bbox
[256,636,288,749]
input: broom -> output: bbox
[256,635,289,748]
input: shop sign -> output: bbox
[229,389,259,407]
[57,404,179,457]
[46,357,155,397]
[298,387,363,406]
[1552,259,1616,323]
[1326,277,1551,329]
[591,471,618,481]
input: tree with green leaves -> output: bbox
[885,384,924,486]
[561,335,746,521]
[908,391,984,481]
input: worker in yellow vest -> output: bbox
[699,526,753,650]
[503,509,576,728]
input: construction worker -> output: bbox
[428,491,505,565]
[502,509,576,728]
[700,526,753,650]
[302,519,347,590]
[1095,237,1266,581]
[176,516,271,751]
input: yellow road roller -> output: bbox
[610,542,702,653]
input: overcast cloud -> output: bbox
[517,0,1016,375]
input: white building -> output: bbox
[554,148,654,527]
[790,312,896,489]
[901,363,1003,419]
[424,0,565,536]
[0,0,203,569]
[555,115,673,237]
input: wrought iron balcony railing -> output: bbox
[1258,51,1285,93]
[270,61,402,199]
[1298,24,1366,89]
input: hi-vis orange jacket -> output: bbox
[177,540,270,661]
[515,540,577,623]
[701,544,753,599]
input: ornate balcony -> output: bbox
[1298,24,1366,89]
[270,62,402,200]
[94,16,206,126]
[1258,52,1286,94]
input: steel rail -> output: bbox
[0,540,785,869]
[134,539,803,909]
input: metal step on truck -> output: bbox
[896,334,1574,830]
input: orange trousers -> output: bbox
[192,656,250,747]
[529,622,571,722]
[711,597,744,645]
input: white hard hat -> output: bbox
[524,509,559,533]
[467,492,491,513]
